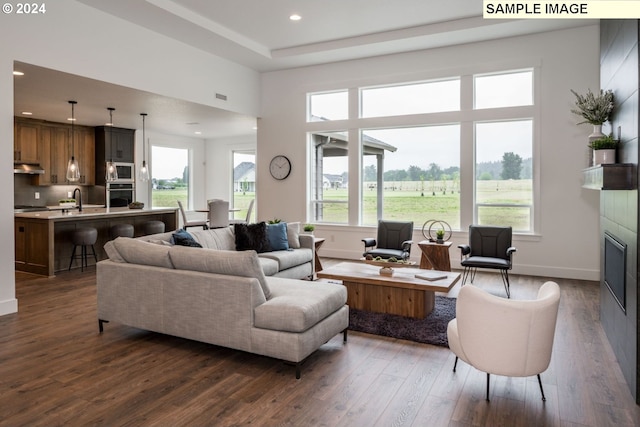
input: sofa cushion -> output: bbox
[172,229,203,247]
[259,248,313,271]
[103,240,126,263]
[254,278,347,332]
[189,227,235,251]
[169,246,272,299]
[235,222,270,253]
[137,230,175,244]
[109,237,175,269]
[286,222,301,249]
[258,257,279,276]
[266,222,289,251]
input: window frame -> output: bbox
[305,64,541,235]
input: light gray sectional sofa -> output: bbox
[139,225,315,279]
[97,236,348,378]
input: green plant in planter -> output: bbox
[436,229,445,240]
[267,218,282,224]
[303,224,315,232]
[588,134,618,150]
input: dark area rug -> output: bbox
[348,296,456,347]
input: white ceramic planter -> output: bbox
[593,149,616,165]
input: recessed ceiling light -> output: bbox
[289,14,301,21]
[194,131,202,135]
[68,117,77,122]
[13,71,24,76]
[21,111,33,115]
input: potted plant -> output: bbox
[570,88,614,139]
[589,133,618,165]
[436,229,445,244]
[303,224,315,234]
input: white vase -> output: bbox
[593,149,616,165]
[589,124,605,141]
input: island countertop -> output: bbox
[15,206,178,221]
[15,207,179,276]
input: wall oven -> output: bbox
[110,162,135,183]
[106,182,135,208]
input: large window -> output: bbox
[232,151,255,222]
[361,79,460,117]
[150,146,189,208]
[362,125,460,227]
[475,120,533,231]
[310,131,349,224]
[307,68,537,233]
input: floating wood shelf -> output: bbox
[582,164,637,190]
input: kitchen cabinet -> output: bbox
[75,126,95,185]
[95,126,135,163]
[15,219,49,276]
[14,118,40,163]
[25,119,95,186]
[38,123,69,185]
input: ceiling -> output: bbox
[15,1,596,139]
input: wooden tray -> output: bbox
[362,259,417,268]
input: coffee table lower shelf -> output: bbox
[342,280,436,318]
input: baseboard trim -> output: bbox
[320,249,599,282]
[0,298,18,316]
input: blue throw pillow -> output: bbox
[266,222,289,251]
[172,229,202,248]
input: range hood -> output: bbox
[14,163,45,174]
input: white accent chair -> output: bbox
[447,281,560,402]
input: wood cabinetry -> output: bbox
[15,208,179,276]
[14,118,41,163]
[15,219,50,276]
[75,126,95,185]
[39,123,69,185]
[14,117,95,186]
[95,126,135,162]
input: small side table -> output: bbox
[314,237,326,272]
[418,240,452,271]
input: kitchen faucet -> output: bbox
[73,188,82,212]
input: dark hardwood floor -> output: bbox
[1,260,639,427]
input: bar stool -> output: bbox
[68,227,98,272]
[143,220,165,235]
[109,224,134,239]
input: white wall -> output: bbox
[259,25,602,281]
[0,0,260,315]
[205,135,257,206]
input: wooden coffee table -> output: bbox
[317,262,460,318]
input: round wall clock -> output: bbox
[269,155,292,180]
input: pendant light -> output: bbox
[105,107,118,182]
[139,113,150,182]
[66,100,80,182]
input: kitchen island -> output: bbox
[15,207,178,276]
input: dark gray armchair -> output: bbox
[458,225,516,298]
[362,220,413,261]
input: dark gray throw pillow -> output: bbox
[172,229,202,248]
[234,222,270,253]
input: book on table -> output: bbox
[415,272,447,281]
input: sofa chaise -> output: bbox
[97,237,349,378]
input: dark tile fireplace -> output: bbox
[599,20,639,403]
[604,232,627,313]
